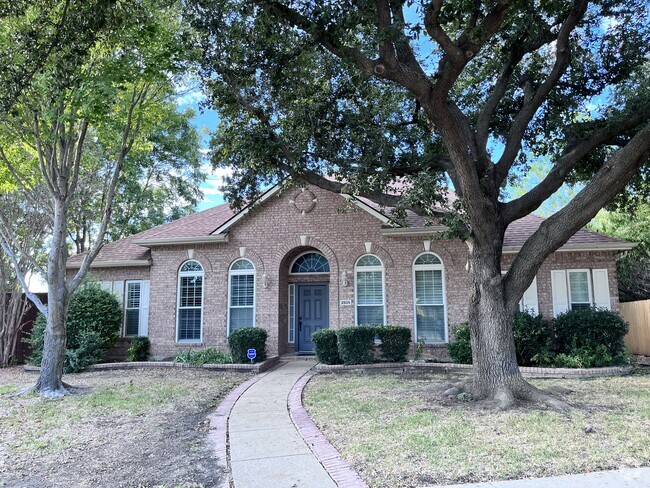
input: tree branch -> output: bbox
[0,242,47,316]
[503,124,650,310]
[494,0,589,184]
[502,106,650,223]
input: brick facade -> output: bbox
[80,185,621,359]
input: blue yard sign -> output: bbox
[247,348,256,361]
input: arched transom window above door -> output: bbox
[290,252,330,274]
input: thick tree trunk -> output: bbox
[466,239,568,410]
[35,198,70,397]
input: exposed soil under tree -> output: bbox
[0,367,249,487]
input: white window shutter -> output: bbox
[522,277,539,315]
[592,269,611,310]
[99,281,113,293]
[139,280,150,336]
[551,270,569,317]
[112,281,124,306]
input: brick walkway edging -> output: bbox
[315,361,634,379]
[23,356,280,374]
[206,365,279,488]
[288,369,368,488]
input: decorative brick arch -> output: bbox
[345,242,394,269]
[223,248,265,273]
[273,236,339,272]
[169,250,214,273]
[427,241,458,267]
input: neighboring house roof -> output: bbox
[67,185,634,267]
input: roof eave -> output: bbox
[134,234,229,247]
[380,226,448,236]
[66,259,152,269]
[210,184,284,235]
[502,242,638,254]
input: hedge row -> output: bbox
[448,308,631,368]
[312,325,411,365]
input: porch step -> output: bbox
[281,353,317,361]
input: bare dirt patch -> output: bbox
[0,366,249,487]
[304,371,650,488]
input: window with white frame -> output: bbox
[290,252,330,274]
[568,270,592,310]
[413,253,446,343]
[177,260,204,342]
[125,281,141,336]
[355,255,385,326]
[551,268,610,317]
[228,259,255,333]
[99,280,149,337]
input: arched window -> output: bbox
[355,255,385,325]
[228,259,256,334]
[177,260,204,342]
[290,252,330,274]
[413,253,447,343]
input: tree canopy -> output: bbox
[188,0,650,407]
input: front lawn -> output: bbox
[304,372,650,488]
[0,366,249,487]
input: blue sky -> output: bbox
[176,87,226,211]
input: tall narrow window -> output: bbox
[568,270,591,310]
[125,281,141,336]
[228,259,255,334]
[413,253,447,343]
[177,260,204,342]
[355,255,385,325]
[288,284,296,343]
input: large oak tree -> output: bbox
[188,0,650,408]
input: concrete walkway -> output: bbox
[435,467,650,488]
[228,360,336,488]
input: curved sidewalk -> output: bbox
[228,360,336,488]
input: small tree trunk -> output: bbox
[35,198,70,396]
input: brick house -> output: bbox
[67,183,634,359]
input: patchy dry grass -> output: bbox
[304,372,650,488]
[0,366,249,487]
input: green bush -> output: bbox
[554,308,629,364]
[27,286,122,373]
[228,327,267,363]
[174,348,233,366]
[128,337,151,362]
[312,329,341,364]
[336,326,376,365]
[376,325,411,362]
[65,329,105,373]
[448,323,472,364]
[512,311,553,366]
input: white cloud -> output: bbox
[175,89,205,107]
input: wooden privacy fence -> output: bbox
[621,299,650,356]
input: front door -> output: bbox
[297,284,329,352]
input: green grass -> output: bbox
[304,373,650,488]
[0,384,17,394]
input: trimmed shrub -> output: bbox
[448,323,472,364]
[552,308,630,367]
[128,337,151,362]
[376,325,411,362]
[312,329,341,364]
[336,325,376,365]
[228,327,267,363]
[174,348,233,366]
[512,311,552,366]
[27,286,122,373]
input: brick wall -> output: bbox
[82,185,621,359]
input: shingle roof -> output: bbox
[67,203,235,266]
[68,188,632,266]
